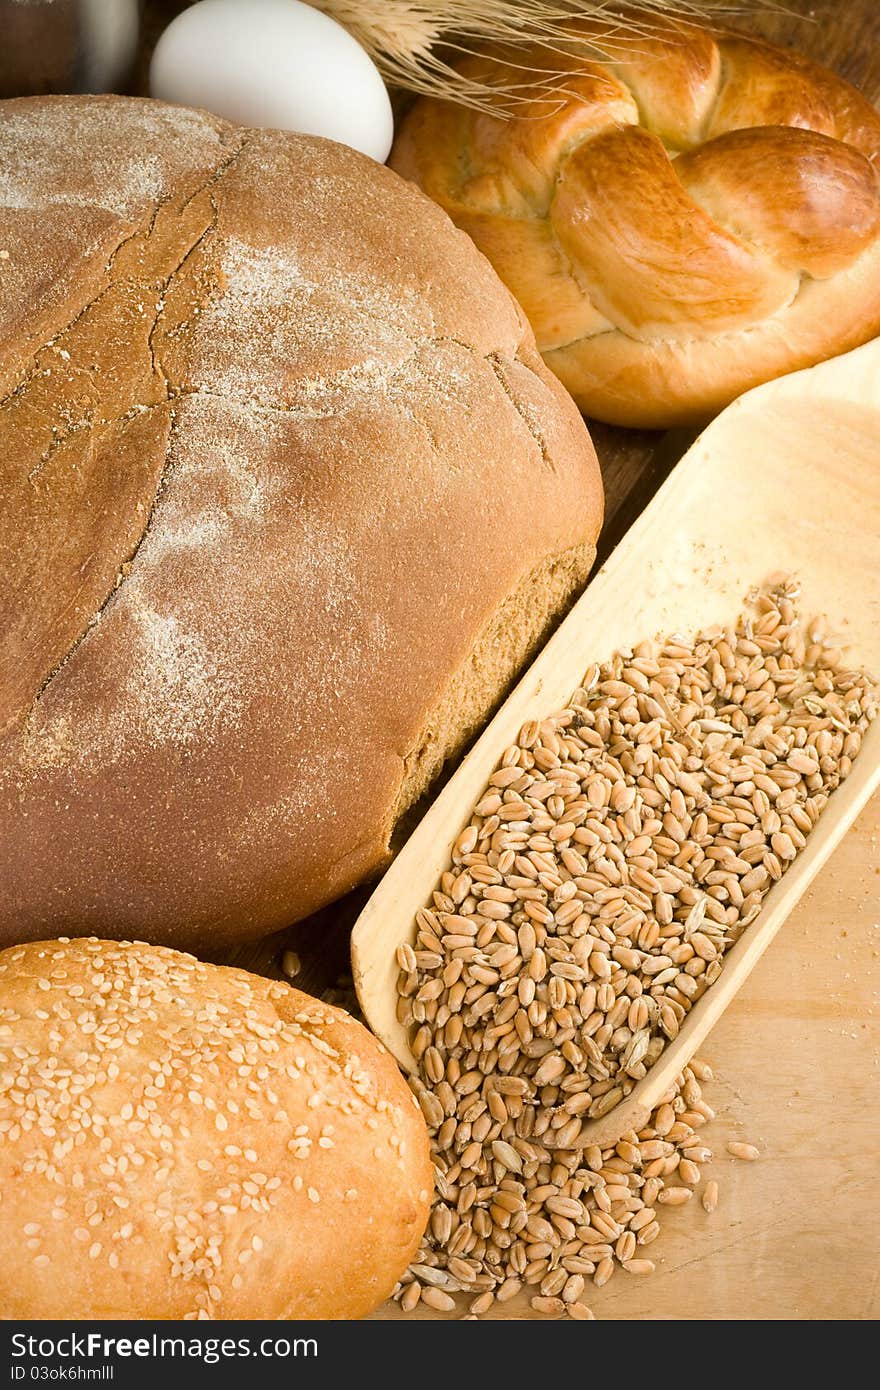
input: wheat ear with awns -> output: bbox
[304,2,759,111]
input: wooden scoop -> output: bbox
[351,340,880,1148]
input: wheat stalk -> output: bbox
[304,2,765,111]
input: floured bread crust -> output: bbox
[0,97,602,948]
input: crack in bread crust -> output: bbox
[23,321,567,725]
[0,130,248,412]
[1,135,252,730]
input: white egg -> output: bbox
[150,0,394,162]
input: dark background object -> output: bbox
[0,0,141,97]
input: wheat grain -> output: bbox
[727,1141,761,1162]
[421,1286,458,1311]
[281,949,301,979]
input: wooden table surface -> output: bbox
[133,0,880,1320]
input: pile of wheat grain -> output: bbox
[392,579,877,1317]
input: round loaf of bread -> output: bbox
[391,19,880,427]
[0,938,432,1319]
[0,95,602,949]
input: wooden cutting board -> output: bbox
[134,0,880,1320]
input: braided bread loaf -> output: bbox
[391,20,880,428]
